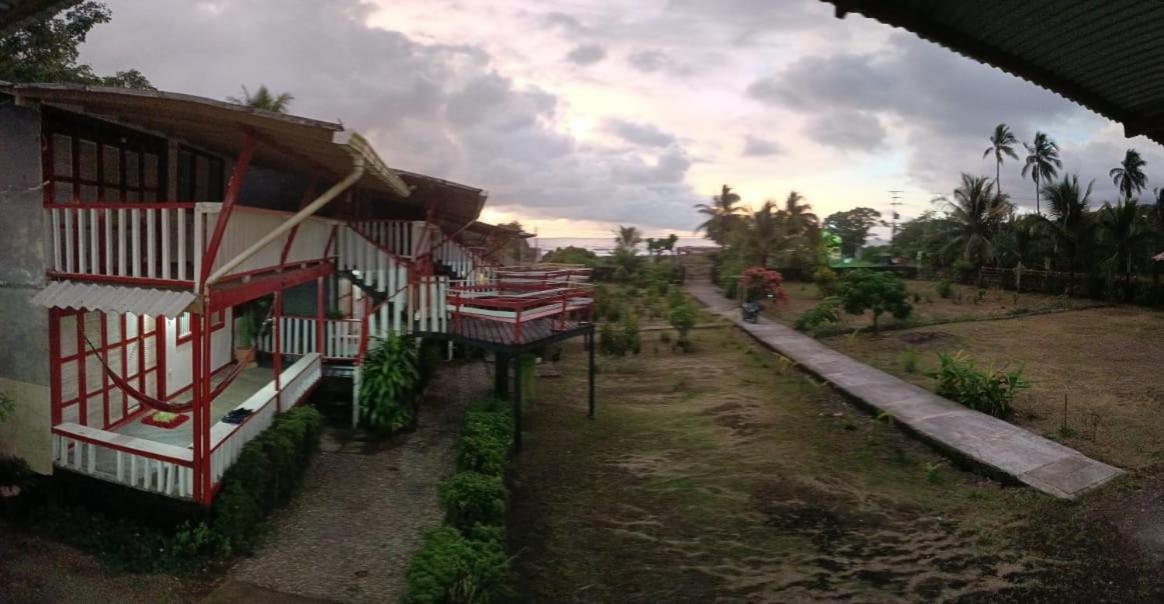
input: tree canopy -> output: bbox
[824,207,883,257]
[228,85,295,113]
[0,1,152,88]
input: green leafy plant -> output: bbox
[901,349,920,374]
[440,472,506,532]
[360,335,421,434]
[0,391,13,423]
[457,404,513,476]
[936,280,954,299]
[599,322,625,356]
[404,525,512,604]
[621,313,642,355]
[813,265,839,297]
[669,302,697,352]
[923,461,946,484]
[794,296,842,332]
[928,351,1029,418]
[837,270,912,334]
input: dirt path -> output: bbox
[207,361,490,603]
[509,324,1163,602]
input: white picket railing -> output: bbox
[349,220,425,258]
[46,203,198,283]
[207,353,322,488]
[414,276,449,334]
[52,422,195,498]
[336,224,409,297]
[45,202,338,287]
[259,317,364,359]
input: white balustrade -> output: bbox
[52,422,194,498]
[47,203,197,283]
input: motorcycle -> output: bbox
[741,301,762,323]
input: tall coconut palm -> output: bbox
[694,185,745,245]
[1098,199,1149,300]
[942,174,1011,266]
[613,225,643,252]
[1034,174,1097,282]
[742,201,793,267]
[1110,148,1148,202]
[1022,131,1062,215]
[983,123,1020,198]
[228,85,295,113]
[775,191,819,269]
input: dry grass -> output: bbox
[768,279,1099,330]
[506,323,1145,602]
[820,305,1164,470]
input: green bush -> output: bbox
[901,349,919,374]
[928,351,1029,418]
[605,301,624,323]
[457,409,513,476]
[667,287,685,309]
[360,335,421,434]
[440,472,506,532]
[669,302,696,351]
[813,266,839,297]
[404,525,512,604]
[599,322,625,356]
[794,297,842,332]
[621,313,642,355]
[838,270,912,334]
[936,280,953,299]
[952,260,976,284]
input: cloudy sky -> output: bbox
[79,0,1164,239]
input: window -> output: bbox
[43,109,166,205]
[176,313,192,344]
[176,147,225,202]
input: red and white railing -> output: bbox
[336,224,410,297]
[414,276,449,334]
[44,202,338,288]
[446,280,593,343]
[259,317,364,360]
[52,422,195,498]
[207,353,321,489]
[45,202,198,285]
[495,265,591,285]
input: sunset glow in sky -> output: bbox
[79,0,1163,239]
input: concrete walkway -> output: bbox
[686,282,1122,499]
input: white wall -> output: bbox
[164,308,232,396]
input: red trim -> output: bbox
[200,310,212,502]
[76,313,86,426]
[155,311,166,402]
[52,427,193,466]
[316,276,325,357]
[102,314,111,427]
[273,291,283,411]
[279,173,320,267]
[49,308,62,426]
[191,311,203,503]
[199,131,256,289]
[44,201,197,210]
[209,261,334,310]
[46,271,192,288]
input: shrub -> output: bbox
[599,322,625,356]
[360,335,421,434]
[813,266,839,297]
[621,313,642,355]
[794,297,842,332]
[440,472,506,532]
[838,270,912,334]
[928,351,1029,418]
[952,259,976,283]
[667,287,685,309]
[936,280,953,299]
[738,266,789,303]
[457,408,513,476]
[404,526,512,604]
[605,301,624,323]
[669,302,697,351]
[901,349,919,374]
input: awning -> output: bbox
[31,282,198,317]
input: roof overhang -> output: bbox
[823,0,1164,146]
[2,82,410,197]
[30,281,198,318]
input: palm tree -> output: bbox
[742,201,792,267]
[694,185,745,245]
[228,85,294,113]
[983,123,1020,198]
[1034,174,1097,284]
[775,191,820,269]
[1098,199,1149,300]
[1022,131,1062,215]
[613,225,643,252]
[1109,148,1148,202]
[942,174,1011,267]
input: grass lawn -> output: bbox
[767,279,1101,332]
[508,319,1160,601]
[820,305,1164,471]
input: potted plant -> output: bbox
[234,306,259,367]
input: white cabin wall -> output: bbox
[164,308,233,396]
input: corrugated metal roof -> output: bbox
[31,282,197,317]
[824,0,1164,146]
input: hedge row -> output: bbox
[172,406,323,558]
[405,398,515,603]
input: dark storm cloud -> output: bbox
[566,43,607,65]
[742,135,783,157]
[804,111,886,151]
[78,0,700,230]
[605,118,677,147]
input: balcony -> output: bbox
[44,202,339,289]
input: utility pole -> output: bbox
[888,190,903,247]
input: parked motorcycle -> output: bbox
[741,301,762,323]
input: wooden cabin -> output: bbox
[0,83,590,506]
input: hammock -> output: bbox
[82,311,271,414]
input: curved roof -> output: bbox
[2,82,411,197]
[824,0,1164,145]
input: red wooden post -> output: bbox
[316,276,325,357]
[199,131,256,290]
[273,292,282,411]
[76,313,86,426]
[100,313,110,428]
[49,308,62,426]
[120,314,128,418]
[200,309,213,502]
[155,311,166,403]
[190,310,203,504]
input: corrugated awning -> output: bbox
[31,282,197,317]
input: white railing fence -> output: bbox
[348,220,424,258]
[337,225,410,297]
[46,203,197,282]
[414,276,449,334]
[52,422,195,498]
[259,318,364,360]
[207,353,321,489]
